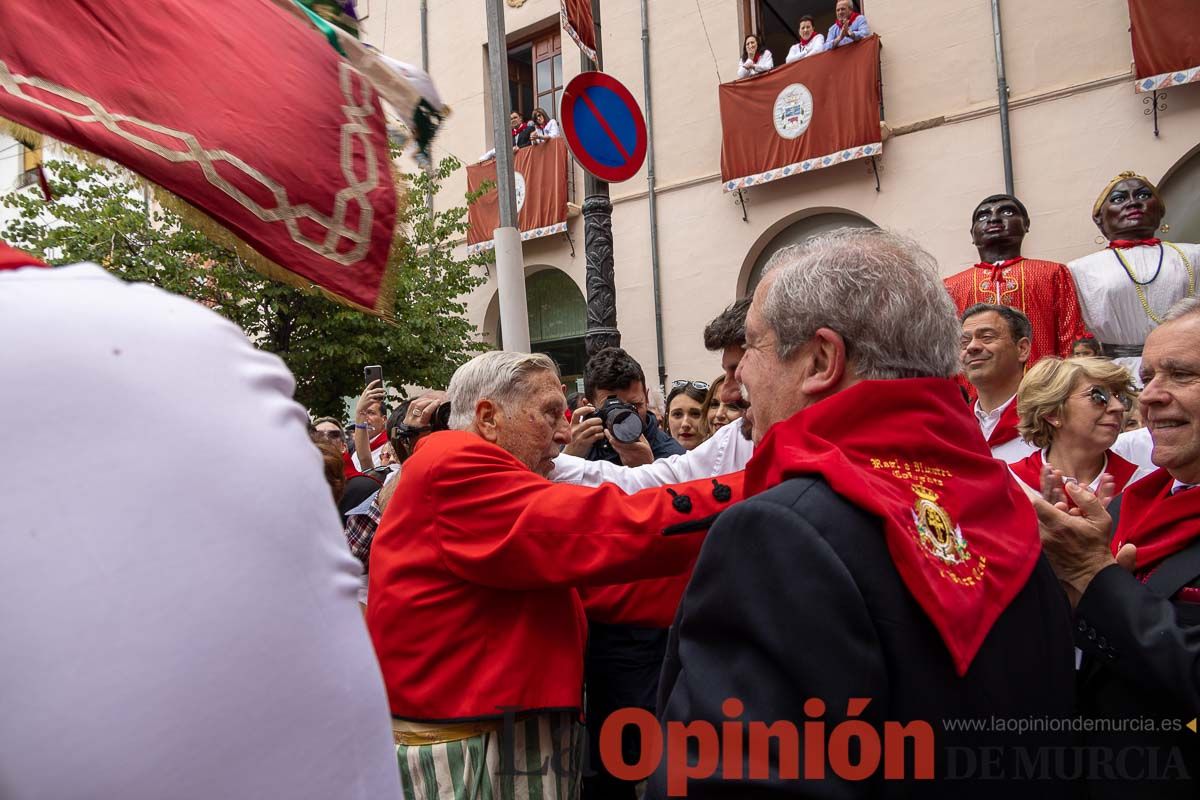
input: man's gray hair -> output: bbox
[1164,296,1200,324]
[758,228,960,379]
[446,351,559,430]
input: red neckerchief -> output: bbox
[0,241,49,271]
[1114,468,1200,571]
[745,378,1042,676]
[798,33,815,46]
[749,50,762,63]
[511,121,527,138]
[973,257,1023,301]
[1009,449,1140,506]
[1107,238,1161,249]
[984,398,1021,448]
[834,11,861,34]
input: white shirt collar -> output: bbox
[974,393,1016,437]
[1171,479,1197,495]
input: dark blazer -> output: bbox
[648,476,1078,798]
[1074,516,1200,800]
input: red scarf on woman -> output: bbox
[1009,449,1140,505]
[746,378,1042,676]
[1113,468,1200,571]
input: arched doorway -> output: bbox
[742,211,877,294]
[1159,145,1200,244]
[490,268,588,389]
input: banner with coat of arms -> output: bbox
[466,138,569,254]
[1127,0,1200,92]
[718,35,882,192]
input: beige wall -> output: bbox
[368,0,1200,386]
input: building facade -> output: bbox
[366,0,1200,389]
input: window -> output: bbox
[507,29,562,121]
[16,143,42,190]
[533,33,563,121]
[742,0,854,64]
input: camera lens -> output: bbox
[610,410,643,443]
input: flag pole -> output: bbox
[484,0,530,351]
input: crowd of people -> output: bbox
[2,163,1197,799]
[738,0,871,79]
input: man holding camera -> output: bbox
[565,347,684,467]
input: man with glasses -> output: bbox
[960,302,1039,462]
[1032,297,1200,798]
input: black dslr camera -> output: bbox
[591,396,643,444]
[431,402,452,432]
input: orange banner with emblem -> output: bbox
[467,138,569,254]
[719,36,881,192]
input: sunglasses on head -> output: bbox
[671,380,710,391]
[1082,385,1133,412]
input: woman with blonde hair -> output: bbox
[1011,356,1153,501]
[702,374,744,434]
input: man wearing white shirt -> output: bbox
[551,297,754,490]
[0,260,400,799]
[961,303,1038,462]
[784,15,825,63]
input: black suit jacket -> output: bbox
[648,476,1078,798]
[1073,524,1200,800]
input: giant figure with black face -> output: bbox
[1067,172,1199,383]
[943,193,1086,371]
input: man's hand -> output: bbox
[406,391,448,428]
[563,406,605,457]
[1028,479,1132,607]
[606,432,654,467]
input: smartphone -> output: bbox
[363,365,383,387]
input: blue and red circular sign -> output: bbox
[560,72,647,183]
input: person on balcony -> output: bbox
[1067,171,1199,384]
[785,15,825,62]
[529,106,559,144]
[476,110,532,162]
[736,33,773,79]
[823,0,870,50]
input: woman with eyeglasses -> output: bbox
[1011,357,1154,502]
[702,375,744,434]
[665,380,709,451]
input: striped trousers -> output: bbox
[397,712,584,800]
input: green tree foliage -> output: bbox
[2,155,490,415]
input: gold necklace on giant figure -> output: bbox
[1111,242,1196,325]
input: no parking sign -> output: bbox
[560,71,647,183]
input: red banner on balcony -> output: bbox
[467,138,569,255]
[561,0,597,63]
[719,35,882,192]
[0,0,398,314]
[1128,0,1200,92]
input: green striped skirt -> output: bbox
[397,712,583,800]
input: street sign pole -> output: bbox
[579,0,620,357]
[484,0,530,352]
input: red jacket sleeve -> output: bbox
[430,436,744,591]
[1055,265,1087,356]
[579,570,695,628]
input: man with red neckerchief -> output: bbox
[648,230,1074,798]
[960,303,1038,463]
[1033,297,1200,800]
[944,194,1086,370]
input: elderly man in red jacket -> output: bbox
[366,350,741,799]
